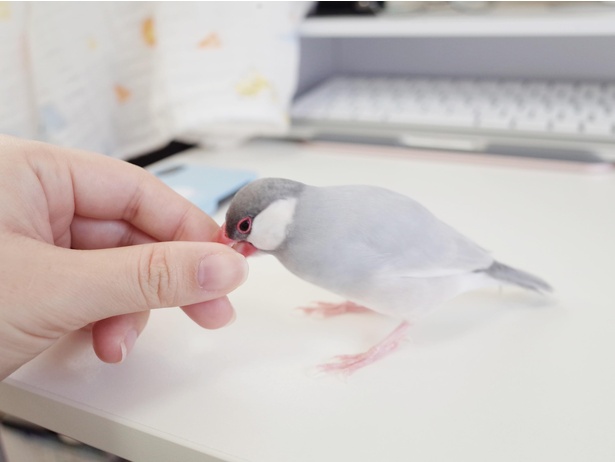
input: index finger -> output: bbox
[63,145,219,242]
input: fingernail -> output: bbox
[119,329,138,363]
[198,252,248,291]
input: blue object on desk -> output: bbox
[151,163,257,215]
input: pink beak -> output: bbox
[215,222,258,258]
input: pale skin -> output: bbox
[0,135,248,380]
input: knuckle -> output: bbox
[136,245,178,308]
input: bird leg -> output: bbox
[298,300,373,318]
[317,321,411,376]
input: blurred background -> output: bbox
[2,1,615,165]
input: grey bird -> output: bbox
[221,178,551,374]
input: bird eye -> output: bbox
[236,217,252,234]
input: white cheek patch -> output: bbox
[249,198,298,251]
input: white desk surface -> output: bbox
[2,140,615,462]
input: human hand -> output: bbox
[0,136,248,380]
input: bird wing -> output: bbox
[296,185,493,281]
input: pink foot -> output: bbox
[317,321,411,376]
[298,300,372,318]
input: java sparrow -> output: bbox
[221,178,551,375]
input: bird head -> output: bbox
[217,178,305,257]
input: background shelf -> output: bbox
[300,8,615,38]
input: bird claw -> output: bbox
[316,352,375,376]
[313,321,412,376]
[297,300,372,318]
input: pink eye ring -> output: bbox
[236,217,252,234]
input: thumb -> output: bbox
[49,241,248,330]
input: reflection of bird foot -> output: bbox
[316,321,411,376]
[297,300,372,318]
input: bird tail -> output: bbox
[483,261,552,293]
